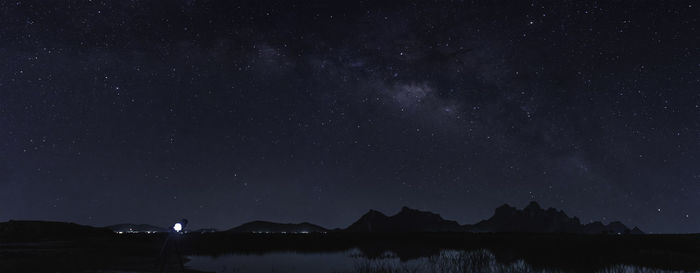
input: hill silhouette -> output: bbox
[222,202,643,234]
[105,223,167,233]
[0,220,114,242]
[346,206,463,232]
[467,201,644,234]
[227,220,328,233]
[0,202,643,239]
[342,202,643,234]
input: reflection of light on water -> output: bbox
[250,230,323,234]
[187,251,356,273]
[186,249,692,273]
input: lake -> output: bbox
[186,249,697,273]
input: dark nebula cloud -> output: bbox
[0,1,698,233]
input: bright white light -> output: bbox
[173,223,182,232]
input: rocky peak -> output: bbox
[364,209,388,218]
[346,206,462,232]
[494,204,517,215]
[524,201,542,211]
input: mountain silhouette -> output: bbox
[346,206,463,232]
[343,202,643,234]
[0,220,113,242]
[0,202,643,238]
[191,228,218,233]
[467,201,644,234]
[105,223,167,233]
[227,220,328,233]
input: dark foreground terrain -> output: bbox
[2,230,700,272]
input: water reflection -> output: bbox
[187,250,356,273]
[187,249,697,273]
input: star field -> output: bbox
[0,1,698,233]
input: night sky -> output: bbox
[1,1,698,233]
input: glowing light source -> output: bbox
[171,218,188,233]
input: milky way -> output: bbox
[0,1,698,233]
